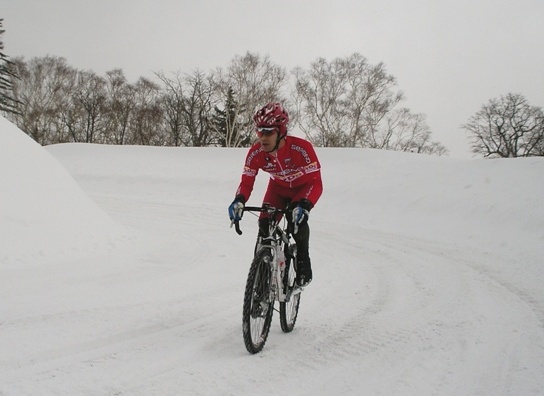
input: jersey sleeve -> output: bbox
[301,143,323,206]
[235,145,262,202]
[304,171,323,206]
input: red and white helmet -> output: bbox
[253,102,289,137]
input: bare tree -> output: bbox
[7,51,449,154]
[212,52,287,147]
[463,93,544,157]
[62,70,107,143]
[103,69,135,145]
[157,70,215,147]
[9,55,76,144]
[129,77,163,145]
[156,71,185,146]
[292,53,403,147]
[373,108,447,155]
[179,70,215,147]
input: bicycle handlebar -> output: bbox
[243,205,289,214]
[231,205,289,235]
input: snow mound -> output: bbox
[320,148,544,261]
[0,116,122,266]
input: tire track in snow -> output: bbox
[259,223,543,394]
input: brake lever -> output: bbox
[230,220,243,235]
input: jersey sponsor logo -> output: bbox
[272,170,304,183]
[245,147,263,166]
[242,166,257,177]
[304,161,319,173]
[291,144,312,164]
[263,161,275,170]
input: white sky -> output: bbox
[3,0,544,158]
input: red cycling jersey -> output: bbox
[236,135,323,207]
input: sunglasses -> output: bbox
[256,127,278,137]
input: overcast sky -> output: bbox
[3,0,544,158]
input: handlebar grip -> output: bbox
[234,221,243,235]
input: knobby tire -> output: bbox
[279,255,300,332]
[242,249,274,354]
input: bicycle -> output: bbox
[232,204,302,354]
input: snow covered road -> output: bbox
[2,129,543,395]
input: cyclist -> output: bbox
[228,102,323,287]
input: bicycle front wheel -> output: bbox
[279,256,301,332]
[242,249,274,354]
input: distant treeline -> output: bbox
[2,51,448,154]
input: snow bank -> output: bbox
[0,116,123,266]
[319,148,544,262]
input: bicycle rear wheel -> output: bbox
[279,255,301,332]
[242,249,274,354]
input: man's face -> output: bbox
[256,127,279,152]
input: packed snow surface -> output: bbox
[1,116,543,395]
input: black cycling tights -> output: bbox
[258,217,310,261]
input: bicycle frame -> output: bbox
[233,205,299,303]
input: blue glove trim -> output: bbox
[228,200,243,221]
